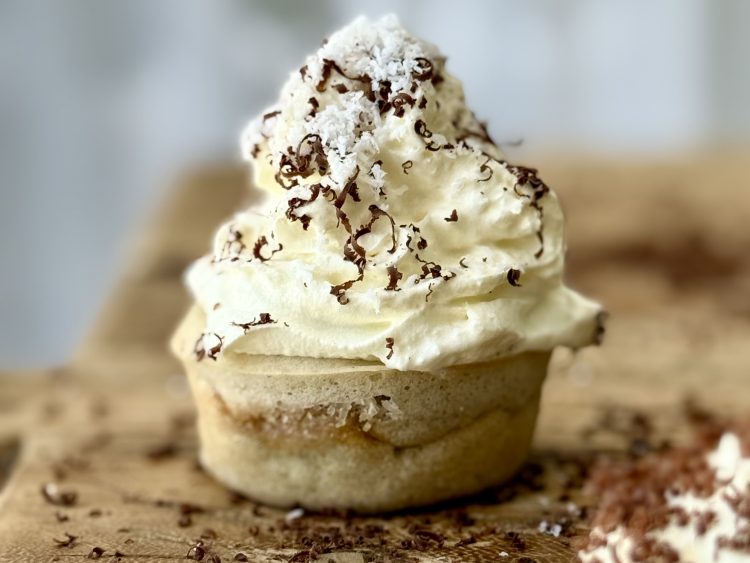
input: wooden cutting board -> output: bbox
[1,153,749,562]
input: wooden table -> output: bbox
[1,153,749,562]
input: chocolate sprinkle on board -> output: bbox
[53,532,77,548]
[444,209,458,222]
[87,547,105,559]
[146,442,177,461]
[187,540,206,560]
[233,554,248,562]
[41,483,78,507]
[385,337,395,359]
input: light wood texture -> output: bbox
[1,153,748,562]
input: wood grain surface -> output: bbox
[1,153,749,562]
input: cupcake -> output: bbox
[171,15,603,512]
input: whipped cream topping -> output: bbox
[580,432,750,562]
[186,15,602,370]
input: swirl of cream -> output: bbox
[186,15,603,371]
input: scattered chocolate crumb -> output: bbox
[88,509,102,518]
[233,554,248,562]
[507,268,522,287]
[87,547,105,559]
[444,209,458,222]
[187,540,206,560]
[504,531,526,551]
[455,536,476,547]
[178,513,193,528]
[53,532,77,548]
[41,483,78,507]
[146,442,177,461]
[593,310,608,345]
[385,337,395,359]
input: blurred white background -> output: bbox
[1,0,749,369]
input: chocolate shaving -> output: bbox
[307,96,319,117]
[401,160,413,174]
[332,83,349,94]
[275,134,329,189]
[478,155,494,182]
[445,209,458,222]
[412,57,434,81]
[354,205,397,255]
[385,337,394,359]
[233,554,248,562]
[194,333,223,362]
[232,313,276,333]
[41,483,78,507]
[286,183,321,230]
[459,257,468,268]
[218,225,246,261]
[425,282,435,302]
[262,110,280,122]
[252,235,283,262]
[385,266,403,291]
[507,268,522,287]
[53,532,77,548]
[316,58,370,93]
[87,547,105,559]
[330,273,364,305]
[391,92,415,117]
[299,65,308,79]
